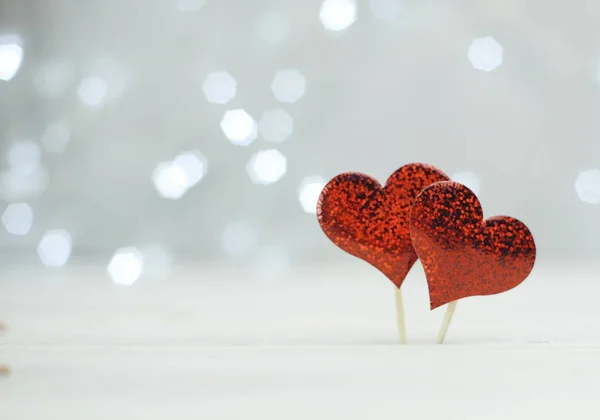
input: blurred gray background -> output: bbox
[0,0,599,282]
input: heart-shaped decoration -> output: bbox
[410,181,536,309]
[317,163,449,287]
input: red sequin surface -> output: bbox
[317,163,449,288]
[410,181,536,309]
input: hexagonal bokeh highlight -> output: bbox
[2,202,33,236]
[246,149,287,185]
[152,151,206,200]
[298,176,327,214]
[271,69,306,103]
[0,35,24,81]
[152,161,190,200]
[451,171,481,195]
[468,37,503,72]
[220,109,258,146]
[202,71,237,104]
[173,150,207,186]
[37,229,72,267]
[319,0,357,32]
[259,109,293,143]
[77,76,109,108]
[107,247,145,286]
[575,169,600,204]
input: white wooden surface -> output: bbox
[1,261,599,419]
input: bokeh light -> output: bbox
[173,151,207,186]
[319,0,357,32]
[152,161,190,200]
[0,36,23,81]
[575,169,600,204]
[202,71,237,104]
[152,151,207,200]
[77,76,109,108]
[271,69,306,103]
[220,109,258,146]
[107,247,145,286]
[1,202,33,236]
[298,176,326,214]
[37,230,72,267]
[468,37,503,72]
[247,149,287,185]
[259,109,294,143]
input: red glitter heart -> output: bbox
[410,181,536,309]
[317,163,449,288]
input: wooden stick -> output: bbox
[437,300,457,344]
[395,287,407,344]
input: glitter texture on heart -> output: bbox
[317,163,449,287]
[410,181,536,309]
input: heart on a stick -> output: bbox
[317,163,449,287]
[410,181,536,309]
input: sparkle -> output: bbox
[575,169,600,204]
[271,69,306,103]
[468,37,503,72]
[298,176,327,214]
[77,76,109,108]
[2,202,33,236]
[220,109,258,146]
[37,230,72,267]
[152,152,207,200]
[173,151,207,186]
[107,247,145,286]
[0,36,23,81]
[202,71,237,104]
[152,161,190,200]
[247,149,287,185]
[319,0,357,32]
